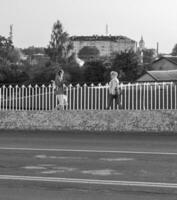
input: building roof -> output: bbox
[70,35,136,43]
[153,56,177,65]
[141,70,177,82]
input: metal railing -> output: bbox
[0,82,176,110]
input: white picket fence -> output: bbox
[0,82,177,111]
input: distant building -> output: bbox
[137,70,177,82]
[28,53,49,66]
[70,35,137,58]
[139,36,145,51]
[150,56,177,71]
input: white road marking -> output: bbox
[0,175,177,188]
[0,147,177,155]
[82,169,121,176]
[100,158,134,162]
[23,166,46,170]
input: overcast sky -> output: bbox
[1,0,177,53]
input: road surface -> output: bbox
[0,130,177,199]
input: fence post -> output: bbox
[73,85,76,110]
[83,83,87,110]
[166,83,169,110]
[91,83,94,110]
[28,85,32,111]
[69,84,72,110]
[41,85,45,111]
[76,84,80,110]
[48,84,51,110]
[147,83,150,110]
[98,83,101,110]
[135,83,138,110]
[35,85,38,110]
[175,83,177,110]
[105,83,109,109]
[22,85,25,110]
[139,83,142,110]
[31,85,34,111]
[9,85,12,110]
[132,83,134,110]
[0,87,1,111]
[154,82,157,110]
[150,84,153,110]
[2,85,5,111]
[101,84,105,110]
[143,83,146,110]
[170,82,173,110]
[162,82,165,110]
[128,83,131,110]
[87,84,90,110]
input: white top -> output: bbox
[109,77,119,95]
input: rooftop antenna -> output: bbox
[106,24,109,36]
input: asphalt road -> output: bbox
[0,130,177,200]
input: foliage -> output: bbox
[172,44,177,56]
[111,51,142,82]
[45,20,73,64]
[142,49,156,64]
[83,60,107,84]
[22,47,45,56]
[78,46,100,61]
[0,35,14,64]
[0,63,29,85]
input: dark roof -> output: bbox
[153,56,177,65]
[147,70,177,81]
[70,35,136,43]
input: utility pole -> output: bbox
[9,24,13,42]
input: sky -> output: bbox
[0,0,177,53]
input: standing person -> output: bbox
[53,69,68,110]
[107,71,122,110]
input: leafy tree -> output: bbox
[0,63,29,84]
[0,35,13,64]
[172,44,177,56]
[78,46,100,61]
[111,51,141,82]
[83,60,107,84]
[142,49,156,64]
[22,47,45,56]
[45,20,73,64]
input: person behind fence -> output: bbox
[52,69,68,110]
[107,71,122,110]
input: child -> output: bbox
[107,71,122,110]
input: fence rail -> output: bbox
[0,82,177,111]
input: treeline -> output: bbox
[0,20,176,86]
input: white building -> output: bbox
[71,35,137,57]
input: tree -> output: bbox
[45,20,73,64]
[111,51,141,82]
[172,44,177,56]
[142,49,156,64]
[83,60,107,84]
[0,35,14,64]
[78,46,100,61]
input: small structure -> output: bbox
[137,70,177,82]
[150,56,177,71]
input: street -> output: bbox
[0,130,177,199]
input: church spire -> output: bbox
[139,35,145,50]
